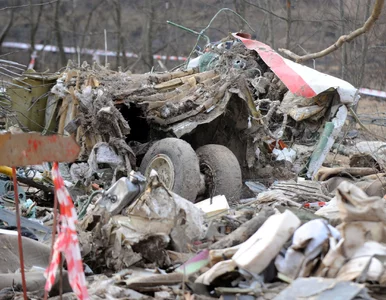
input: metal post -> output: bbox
[12,167,28,300]
[104,29,108,67]
[43,194,59,300]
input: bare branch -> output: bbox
[242,0,341,24]
[54,0,67,66]
[0,0,58,11]
[0,10,14,46]
[243,0,287,21]
[285,0,292,49]
[278,0,385,63]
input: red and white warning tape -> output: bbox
[359,88,386,99]
[28,50,37,69]
[153,54,187,61]
[44,162,89,300]
[3,41,188,62]
[303,202,326,209]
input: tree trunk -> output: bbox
[71,0,79,66]
[357,0,371,88]
[339,0,347,80]
[29,0,44,51]
[266,0,275,48]
[80,0,105,54]
[353,0,372,114]
[233,0,246,31]
[285,0,292,49]
[114,0,122,67]
[143,0,154,70]
[54,0,67,67]
[0,10,14,47]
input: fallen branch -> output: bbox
[209,207,274,250]
[278,0,384,63]
[315,166,378,181]
[17,176,54,194]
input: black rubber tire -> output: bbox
[196,144,242,202]
[139,138,201,202]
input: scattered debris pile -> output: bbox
[2,32,386,299]
[79,171,204,273]
[26,32,357,193]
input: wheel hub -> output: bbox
[145,154,175,189]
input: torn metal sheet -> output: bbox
[87,274,149,299]
[274,277,370,300]
[275,219,340,279]
[0,235,71,294]
[98,172,146,215]
[307,105,347,179]
[336,181,386,223]
[337,256,384,282]
[80,171,205,271]
[234,33,359,105]
[168,91,232,138]
[123,272,183,289]
[0,208,51,237]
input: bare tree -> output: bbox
[266,0,275,48]
[0,0,57,12]
[28,0,44,53]
[80,0,105,54]
[54,0,67,66]
[233,0,246,31]
[0,9,14,48]
[357,0,371,88]
[339,0,347,79]
[285,0,292,49]
[0,0,385,93]
[142,0,155,70]
[111,0,127,68]
[279,0,384,63]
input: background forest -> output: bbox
[0,0,385,92]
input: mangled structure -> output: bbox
[6,33,359,203]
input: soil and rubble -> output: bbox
[1,32,386,299]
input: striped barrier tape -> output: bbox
[3,41,187,62]
[6,40,386,95]
[359,88,386,99]
[44,162,89,300]
[303,202,326,209]
[28,50,37,69]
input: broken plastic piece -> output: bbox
[307,105,347,179]
[195,259,237,285]
[175,249,210,276]
[245,181,267,195]
[272,148,296,163]
[275,219,340,279]
[194,195,229,217]
[232,210,301,275]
